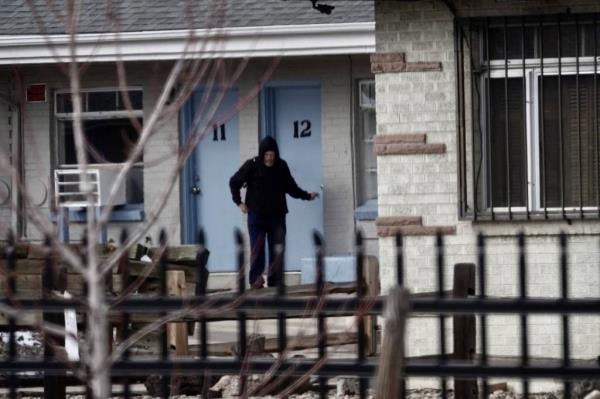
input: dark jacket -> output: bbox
[229,137,311,215]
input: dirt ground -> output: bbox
[0,328,580,399]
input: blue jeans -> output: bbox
[247,212,286,287]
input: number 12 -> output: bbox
[293,120,311,138]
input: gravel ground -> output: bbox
[0,386,567,399]
[0,333,586,399]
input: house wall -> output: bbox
[13,56,373,261]
[375,0,600,388]
[15,62,180,244]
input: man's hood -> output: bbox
[258,136,280,160]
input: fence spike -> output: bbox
[159,228,167,247]
[233,228,245,293]
[436,230,447,398]
[436,231,445,297]
[120,228,128,245]
[234,227,244,246]
[355,229,368,397]
[5,230,17,399]
[274,227,287,353]
[7,229,15,247]
[119,227,132,397]
[560,231,571,399]
[312,230,323,248]
[518,231,526,298]
[197,228,206,248]
[395,232,404,286]
[355,229,363,248]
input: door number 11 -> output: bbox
[293,120,311,138]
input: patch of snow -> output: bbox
[0,331,40,347]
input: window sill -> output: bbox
[52,204,145,223]
[463,209,600,223]
[354,199,378,221]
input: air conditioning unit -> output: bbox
[54,166,126,208]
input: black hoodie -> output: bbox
[229,136,311,215]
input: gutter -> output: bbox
[0,22,375,65]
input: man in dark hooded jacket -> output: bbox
[229,136,318,288]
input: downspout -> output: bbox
[348,55,357,235]
[12,68,25,238]
[0,69,25,237]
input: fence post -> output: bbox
[167,270,188,356]
[364,255,380,355]
[374,286,409,399]
[453,263,477,399]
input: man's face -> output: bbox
[264,151,275,167]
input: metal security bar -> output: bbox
[2,229,600,398]
[457,13,600,221]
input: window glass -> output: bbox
[489,78,527,207]
[57,118,142,164]
[357,80,377,204]
[56,93,72,113]
[540,75,600,207]
[487,26,536,59]
[359,81,375,108]
[360,108,377,200]
[87,91,117,112]
[118,90,143,110]
[485,22,600,60]
[56,93,85,113]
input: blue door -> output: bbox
[262,84,323,271]
[181,89,241,272]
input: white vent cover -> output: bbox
[54,167,126,208]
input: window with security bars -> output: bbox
[457,14,600,220]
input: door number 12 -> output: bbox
[293,120,311,138]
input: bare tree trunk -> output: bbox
[88,269,110,398]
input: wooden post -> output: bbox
[453,263,477,399]
[189,247,209,336]
[364,255,380,355]
[43,247,67,398]
[374,286,409,399]
[167,270,188,356]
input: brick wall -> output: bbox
[375,0,600,385]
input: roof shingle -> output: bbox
[0,0,374,35]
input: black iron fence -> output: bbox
[1,229,600,398]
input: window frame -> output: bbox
[52,87,145,220]
[355,78,377,207]
[485,61,600,213]
[458,14,600,220]
[54,87,144,168]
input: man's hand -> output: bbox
[239,203,249,213]
[309,192,319,200]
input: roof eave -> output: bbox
[0,22,375,65]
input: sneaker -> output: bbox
[251,275,265,289]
